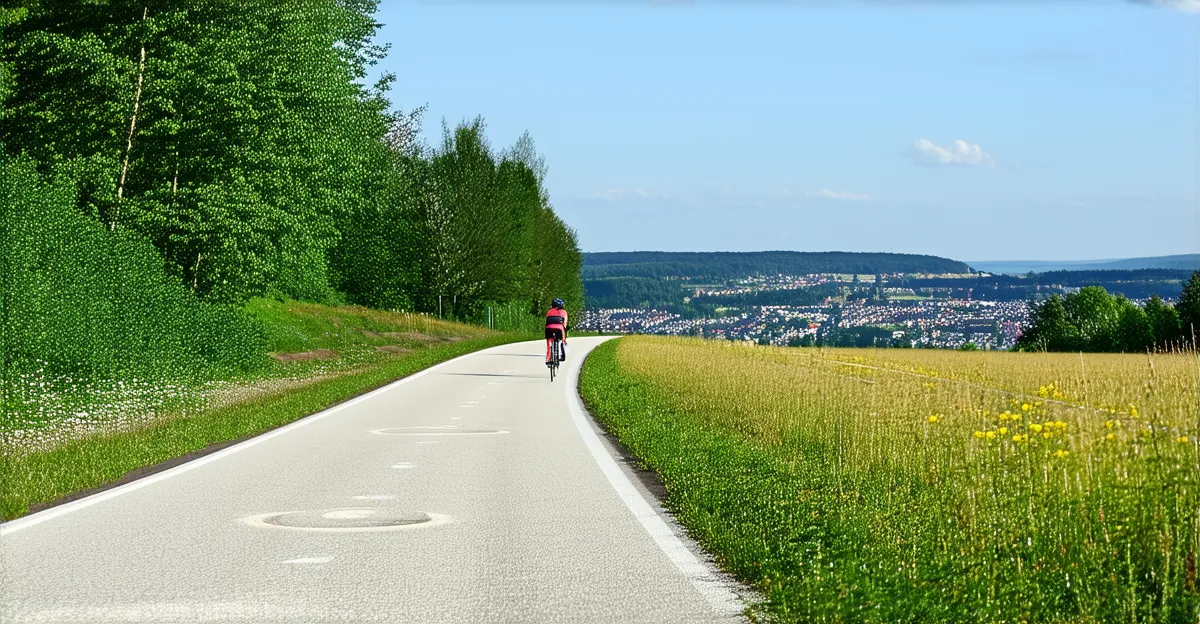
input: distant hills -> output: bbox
[971,254,1200,275]
[582,251,971,279]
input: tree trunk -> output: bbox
[113,6,149,230]
[192,252,202,291]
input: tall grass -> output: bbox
[580,336,1200,623]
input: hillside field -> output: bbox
[580,336,1199,623]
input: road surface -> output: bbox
[0,337,749,623]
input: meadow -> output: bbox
[580,336,1199,623]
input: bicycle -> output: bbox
[547,335,563,382]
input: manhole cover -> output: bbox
[370,426,509,436]
[241,508,451,533]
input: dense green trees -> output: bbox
[1,1,579,312]
[1,3,582,392]
[1016,279,1197,353]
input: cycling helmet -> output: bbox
[552,298,565,308]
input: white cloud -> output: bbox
[911,139,995,167]
[806,189,875,201]
[1131,0,1200,12]
[592,188,626,200]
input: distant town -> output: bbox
[577,271,1179,350]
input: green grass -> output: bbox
[244,297,493,353]
[579,337,1200,624]
[1,333,527,520]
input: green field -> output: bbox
[580,336,1200,623]
[0,300,526,520]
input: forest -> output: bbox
[1,2,583,389]
[581,251,971,279]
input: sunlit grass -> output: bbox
[580,336,1200,623]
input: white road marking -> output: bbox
[466,401,480,404]
[0,345,506,536]
[391,462,415,469]
[242,511,452,533]
[459,405,474,408]
[352,495,394,501]
[282,557,332,565]
[563,342,745,616]
[415,441,439,446]
[322,509,375,520]
[449,416,463,421]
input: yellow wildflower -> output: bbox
[1179,436,1190,444]
[1054,450,1069,459]
[1042,432,1052,439]
[927,415,940,424]
[1105,420,1114,429]
[1011,414,1021,422]
[1129,405,1139,418]
[999,427,1009,435]
[1013,434,1028,442]
[999,412,1011,422]
[973,431,985,439]
[1105,433,1117,441]
[1021,403,1031,412]
[1029,424,1044,433]
[985,431,997,440]
[1054,421,1067,430]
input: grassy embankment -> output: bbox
[580,336,1199,624]
[1,299,528,521]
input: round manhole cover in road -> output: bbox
[241,509,451,533]
[370,425,509,436]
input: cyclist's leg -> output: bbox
[544,328,554,363]
[560,334,566,361]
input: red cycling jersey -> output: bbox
[545,307,567,330]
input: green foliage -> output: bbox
[1176,270,1200,341]
[582,251,971,279]
[1017,287,1172,353]
[1145,295,1182,349]
[1,155,267,403]
[331,117,583,327]
[2,0,394,303]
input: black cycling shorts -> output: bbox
[545,328,564,341]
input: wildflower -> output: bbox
[1179,436,1190,444]
[985,431,997,440]
[927,414,942,424]
[1021,403,1031,412]
[1029,424,1044,433]
[999,427,1009,435]
[1013,434,1028,442]
[1011,414,1021,422]
[973,431,985,439]
[1105,433,1117,441]
[999,412,1011,422]
[1105,420,1115,429]
[1129,405,1139,418]
[1054,450,1069,459]
[1054,421,1067,430]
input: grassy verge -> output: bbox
[2,295,536,521]
[2,333,526,520]
[579,337,1200,624]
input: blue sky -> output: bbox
[371,1,1199,263]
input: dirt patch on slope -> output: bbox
[270,349,338,362]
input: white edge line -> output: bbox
[0,340,533,537]
[563,338,745,616]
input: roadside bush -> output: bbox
[0,156,268,388]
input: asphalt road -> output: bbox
[0,337,749,623]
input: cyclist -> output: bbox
[545,298,567,365]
